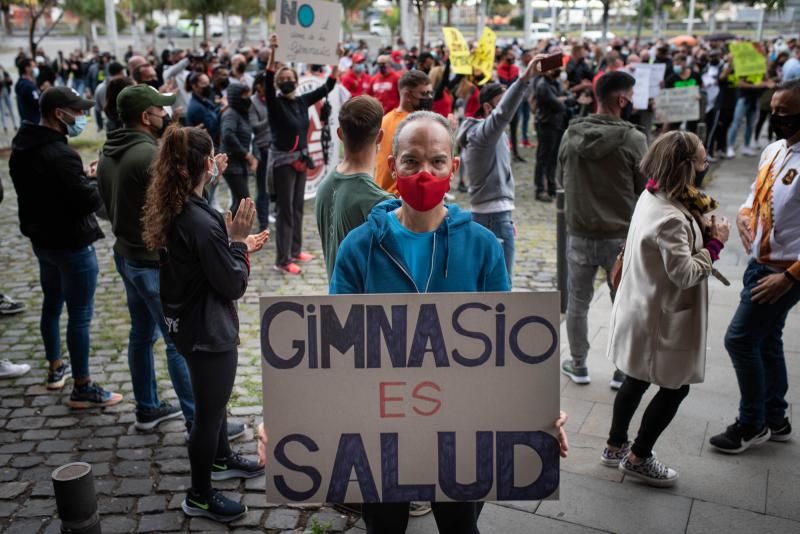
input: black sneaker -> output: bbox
[610,370,626,390]
[185,421,247,443]
[47,362,72,390]
[709,420,771,454]
[457,182,468,193]
[0,294,25,315]
[135,401,183,430]
[536,192,554,203]
[181,489,247,523]
[211,451,265,481]
[769,418,792,442]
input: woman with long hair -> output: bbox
[601,131,730,487]
[142,125,268,523]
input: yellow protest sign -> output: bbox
[442,27,472,75]
[471,27,497,85]
[729,41,767,78]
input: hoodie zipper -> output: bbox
[379,233,438,294]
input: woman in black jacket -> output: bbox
[142,126,268,524]
[220,82,257,214]
[265,34,340,275]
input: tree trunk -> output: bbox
[29,10,39,58]
[201,12,208,43]
[418,3,426,51]
[446,5,452,26]
[709,0,718,34]
[601,1,609,43]
[2,4,12,36]
[241,15,248,42]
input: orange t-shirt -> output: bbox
[375,108,409,196]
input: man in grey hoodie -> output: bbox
[457,55,546,281]
[557,70,648,390]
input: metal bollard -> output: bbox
[52,462,102,534]
[556,189,568,314]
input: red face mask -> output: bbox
[395,169,451,212]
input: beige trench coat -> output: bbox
[606,190,713,389]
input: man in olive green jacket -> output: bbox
[557,70,648,389]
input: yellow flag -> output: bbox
[470,27,497,85]
[442,27,472,75]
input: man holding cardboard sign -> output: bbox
[260,110,567,533]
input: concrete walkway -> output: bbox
[388,153,800,534]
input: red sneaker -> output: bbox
[273,263,302,275]
[521,140,533,148]
[292,252,314,263]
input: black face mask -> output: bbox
[416,97,433,111]
[771,112,800,140]
[236,63,246,75]
[695,166,708,184]
[621,101,634,121]
[378,65,388,74]
[279,81,297,95]
[145,79,161,91]
[709,59,720,66]
[217,77,230,90]
[152,113,171,138]
[234,98,252,112]
[200,85,212,99]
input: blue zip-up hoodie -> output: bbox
[330,199,510,294]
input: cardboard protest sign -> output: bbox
[654,86,701,123]
[260,292,561,504]
[442,27,472,75]
[729,41,767,78]
[471,27,497,85]
[296,74,342,200]
[632,63,666,110]
[275,0,343,66]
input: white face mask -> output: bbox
[208,157,220,185]
[559,71,568,82]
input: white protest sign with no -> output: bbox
[631,63,666,110]
[654,86,701,123]
[260,292,561,504]
[275,0,343,66]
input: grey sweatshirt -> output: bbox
[249,93,271,151]
[456,76,533,210]
[220,83,253,176]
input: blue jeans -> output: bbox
[33,245,98,380]
[0,89,17,130]
[471,211,515,284]
[114,252,195,420]
[727,96,758,150]
[724,260,800,427]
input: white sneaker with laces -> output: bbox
[725,147,736,159]
[742,146,756,157]
[0,360,31,379]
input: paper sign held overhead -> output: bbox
[442,27,472,75]
[275,0,343,66]
[471,27,497,85]
[260,292,561,504]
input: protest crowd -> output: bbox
[0,15,799,532]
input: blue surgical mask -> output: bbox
[32,67,40,78]
[60,111,87,137]
[354,64,365,74]
[673,65,683,75]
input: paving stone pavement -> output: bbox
[1,130,798,533]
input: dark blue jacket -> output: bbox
[185,94,221,146]
[330,199,510,295]
[15,78,40,124]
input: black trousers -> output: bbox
[273,164,306,266]
[255,147,270,231]
[607,375,690,459]
[509,109,520,157]
[362,502,484,534]
[534,126,563,196]
[224,171,249,214]
[707,105,734,155]
[755,108,774,144]
[185,348,237,494]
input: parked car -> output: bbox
[369,19,390,37]
[530,22,554,41]
[582,30,616,41]
[156,25,190,39]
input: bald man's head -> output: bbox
[127,55,147,75]
[389,111,459,182]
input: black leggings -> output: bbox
[755,108,774,144]
[185,348,237,494]
[362,502,484,534]
[509,109,520,157]
[608,376,690,459]
[224,172,249,215]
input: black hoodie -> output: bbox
[9,122,104,249]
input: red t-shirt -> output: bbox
[433,88,453,117]
[497,62,520,86]
[341,70,371,97]
[369,70,401,113]
[465,87,481,118]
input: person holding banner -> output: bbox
[142,126,269,523]
[327,108,568,532]
[264,34,341,275]
[603,131,730,487]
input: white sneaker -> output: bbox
[725,147,736,159]
[742,146,756,157]
[444,192,455,201]
[0,360,31,379]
